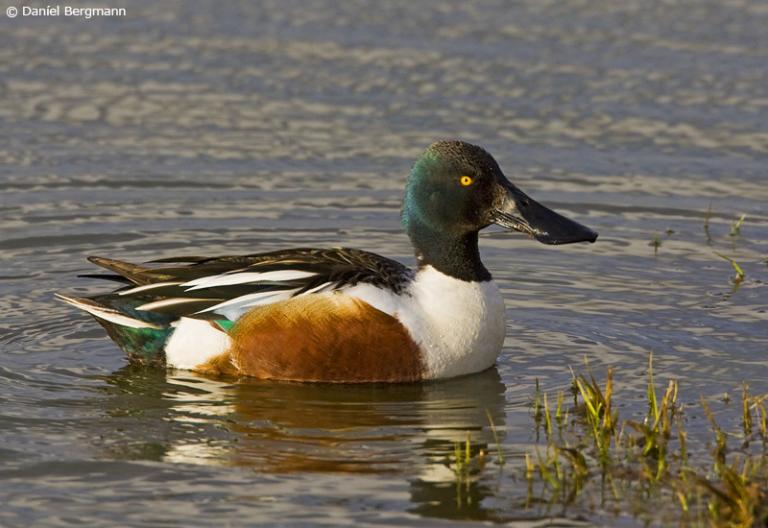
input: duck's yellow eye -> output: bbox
[460,175,473,186]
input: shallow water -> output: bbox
[1,0,767,526]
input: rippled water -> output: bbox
[1,1,767,526]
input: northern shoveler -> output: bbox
[58,140,597,383]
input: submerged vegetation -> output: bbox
[652,206,762,288]
[704,202,714,242]
[730,214,747,237]
[715,252,746,284]
[649,233,663,254]
[451,356,768,526]
[532,357,768,526]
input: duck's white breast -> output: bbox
[346,265,506,380]
[402,266,506,379]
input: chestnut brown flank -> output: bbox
[202,293,425,382]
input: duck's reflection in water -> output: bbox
[105,367,509,520]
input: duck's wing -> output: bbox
[78,247,413,323]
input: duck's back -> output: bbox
[57,248,418,381]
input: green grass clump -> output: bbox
[445,357,768,525]
[624,355,678,481]
[449,433,487,508]
[729,214,747,237]
[522,356,768,526]
[714,252,745,284]
[485,409,506,467]
[571,365,617,467]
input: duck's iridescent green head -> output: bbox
[402,140,597,280]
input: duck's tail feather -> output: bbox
[86,256,153,285]
[55,293,173,365]
[55,293,162,329]
[76,273,134,284]
[147,256,210,264]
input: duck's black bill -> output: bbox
[492,183,598,245]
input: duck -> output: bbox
[57,140,597,383]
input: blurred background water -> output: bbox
[0,0,767,526]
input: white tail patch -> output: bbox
[183,270,316,291]
[165,318,232,370]
[118,281,183,296]
[55,293,162,329]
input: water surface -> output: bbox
[1,1,767,526]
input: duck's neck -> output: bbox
[407,221,491,282]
